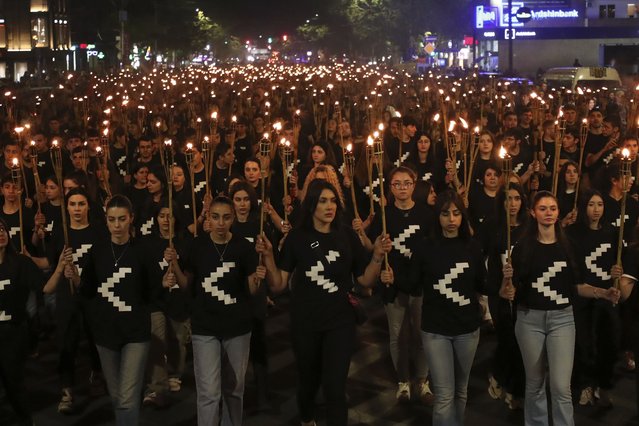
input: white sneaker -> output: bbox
[396,382,411,402]
[416,380,434,405]
[579,387,595,406]
[488,375,502,399]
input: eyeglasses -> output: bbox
[391,181,414,189]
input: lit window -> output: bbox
[31,18,48,48]
[30,0,48,13]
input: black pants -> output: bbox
[489,296,525,397]
[0,322,32,426]
[292,323,355,426]
[57,307,102,388]
[574,301,619,391]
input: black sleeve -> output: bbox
[408,242,425,295]
[278,231,298,273]
[472,241,488,294]
[79,248,98,298]
[623,247,639,281]
[20,255,44,293]
[349,228,370,278]
[367,209,382,240]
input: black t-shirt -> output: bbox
[480,220,526,296]
[0,254,43,325]
[1,204,35,253]
[512,239,578,310]
[368,203,434,295]
[584,132,614,180]
[279,226,369,331]
[410,237,485,336]
[468,188,497,230]
[110,145,130,179]
[567,223,617,290]
[80,239,151,350]
[603,194,639,244]
[186,234,257,338]
[139,233,190,320]
[49,224,107,324]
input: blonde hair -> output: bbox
[301,164,345,205]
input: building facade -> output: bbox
[0,0,72,81]
[474,0,639,76]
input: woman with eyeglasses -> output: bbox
[359,166,435,404]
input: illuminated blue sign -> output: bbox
[475,2,582,29]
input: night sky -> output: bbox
[201,0,324,38]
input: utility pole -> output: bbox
[508,0,513,74]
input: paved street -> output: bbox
[2,294,639,425]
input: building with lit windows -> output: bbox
[0,0,72,81]
[474,0,639,76]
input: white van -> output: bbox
[542,67,622,91]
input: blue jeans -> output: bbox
[421,329,479,426]
[515,307,575,426]
[96,342,150,426]
[192,332,251,426]
[385,293,428,382]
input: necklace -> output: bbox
[212,238,230,261]
[111,241,130,268]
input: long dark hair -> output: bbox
[433,190,471,240]
[495,183,529,228]
[229,180,259,215]
[298,180,343,232]
[517,190,578,277]
[577,188,605,229]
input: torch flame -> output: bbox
[11,157,18,167]
[367,136,374,146]
[378,123,385,132]
[622,148,630,159]
[499,146,507,159]
[346,143,353,153]
[448,121,456,132]
[186,143,193,150]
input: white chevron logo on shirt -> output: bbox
[394,152,410,168]
[46,221,54,232]
[116,155,127,166]
[613,214,630,228]
[326,250,340,264]
[0,279,12,321]
[603,151,615,165]
[98,268,133,312]
[364,177,381,202]
[338,162,345,175]
[141,217,154,235]
[434,262,471,306]
[244,236,254,243]
[393,225,420,258]
[9,227,20,238]
[306,252,340,293]
[159,254,179,271]
[72,244,92,275]
[531,261,569,304]
[38,160,46,168]
[202,262,237,305]
[194,180,206,193]
[585,243,612,281]
[421,172,432,182]
[513,162,524,174]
